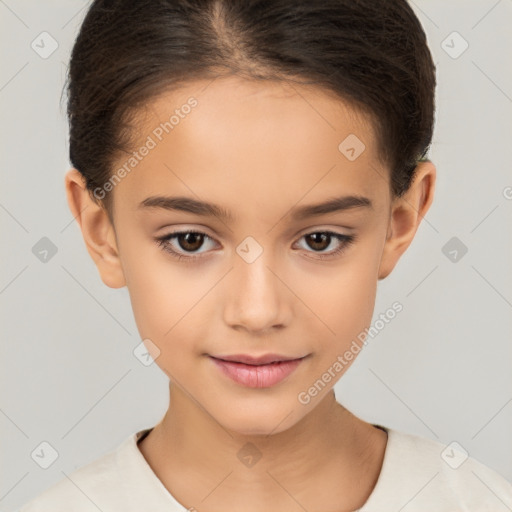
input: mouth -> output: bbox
[208,354,309,388]
[210,353,307,365]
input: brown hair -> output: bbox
[66,0,436,223]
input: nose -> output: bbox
[223,247,292,334]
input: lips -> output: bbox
[209,354,308,388]
[211,353,304,365]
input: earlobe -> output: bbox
[378,161,436,280]
[64,168,126,289]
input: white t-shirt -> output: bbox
[19,424,512,511]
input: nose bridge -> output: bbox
[223,238,290,331]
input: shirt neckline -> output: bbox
[124,423,393,511]
[355,424,391,511]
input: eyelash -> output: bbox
[155,229,356,262]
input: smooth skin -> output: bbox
[65,76,435,512]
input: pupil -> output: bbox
[176,232,332,253]
[308,233,329,251]
[181,233,203,251]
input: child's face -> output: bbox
[71,76,434,435]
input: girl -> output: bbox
[20,0,512,510]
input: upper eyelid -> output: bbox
[160,225,354,238]
[160,228,352,248]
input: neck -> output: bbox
[138,381,387,511]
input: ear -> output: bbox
[64,168,126,288]
[378,160,436,280]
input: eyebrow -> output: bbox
[138,194,372,221]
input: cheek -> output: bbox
[124,266,196,377]
[121,240,217,372]
[294,243,380,330]
[296,241,381,353]
[120,237,191,341]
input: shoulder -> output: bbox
[18,435,131,512]
[362,426,512,511]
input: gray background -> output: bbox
[1,0,511,510]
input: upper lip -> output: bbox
[210,353,306,365]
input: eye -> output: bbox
[155,229,356,261]
[294,231,356,260]
[155,230,217,261]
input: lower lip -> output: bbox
[209,356,305,388]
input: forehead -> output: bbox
[138,76,379,156]
[111,76,387,219]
